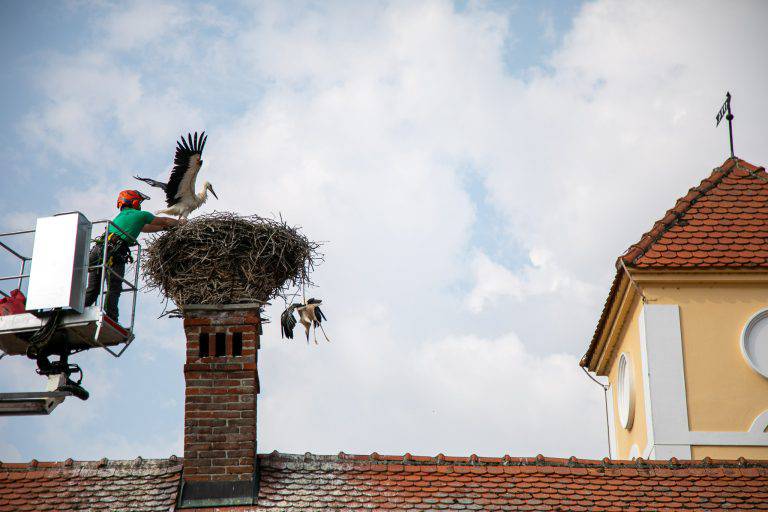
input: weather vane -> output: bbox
[715,91,735,158]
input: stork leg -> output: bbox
[318,323,331,343]
[313,324,318,345]
[303,324,310,344]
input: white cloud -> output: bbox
[98,1,187,51]
[0,342,183,461]
[466,249,596,313]
[20,48,204,172]
[1,212,39,232]
[0,433,21,460]
[259,321,606,457]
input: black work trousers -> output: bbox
[84,240,128,322]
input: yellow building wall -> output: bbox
[691,445,768,459]
[607,295,649,459]
[642,281,768,433]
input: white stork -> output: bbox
[280,298,330,344]
[134,132,218,219]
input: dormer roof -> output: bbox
[622,158,768,269]
[583,157,768,370]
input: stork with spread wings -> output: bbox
[281,298,330,344]
[135,132,218,219]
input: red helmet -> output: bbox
[117,190,150,210]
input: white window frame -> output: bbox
[741,308,768,379]
[617,352,635,430]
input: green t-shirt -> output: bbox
[109,209,155,243]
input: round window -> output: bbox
[741,309,768,379]
[617,353,635,430]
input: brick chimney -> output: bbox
[179,304,262,507]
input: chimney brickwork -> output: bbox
[182,305,261,486]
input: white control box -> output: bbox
[26,212,92,313]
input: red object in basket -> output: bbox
[0,289,26,316]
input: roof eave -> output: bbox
[581,264,632,374]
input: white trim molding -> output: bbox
[741,308,768,379]
[638,305,692,459]
[651,444,692,459]
[632,304,768,459]
[749,409,768,433]
[638,308,655,457]
[617,353,635,430]
[688,432,768,445]
[606,386,619,459]
[687,410,768,445]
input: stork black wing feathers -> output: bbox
[165,131,206,206]
[314,306,326,324]
[280,306,297,339]
[134,175,168,192]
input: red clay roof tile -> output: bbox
[0,458,181,511]
[249,453,767,511]
[622,158,768,269]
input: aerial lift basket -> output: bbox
[0,212,142,415]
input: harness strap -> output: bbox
[95,233,133,265]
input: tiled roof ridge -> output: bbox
[259,451,768,470]
[5,452,767,472]
[0,455,181,471]
[620,157,744,267]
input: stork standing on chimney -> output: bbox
[135,132,218,219]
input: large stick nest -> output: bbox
[142,212,321,306]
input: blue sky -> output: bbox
[1,0,767,463]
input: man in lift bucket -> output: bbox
[32,191,181,401]
[83,190,181,322]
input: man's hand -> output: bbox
[141,216,183,233]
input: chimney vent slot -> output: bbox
[232,332,243,356]
[199,333,210,357]
[215,332,226,357]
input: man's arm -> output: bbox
[141,216,183,233]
